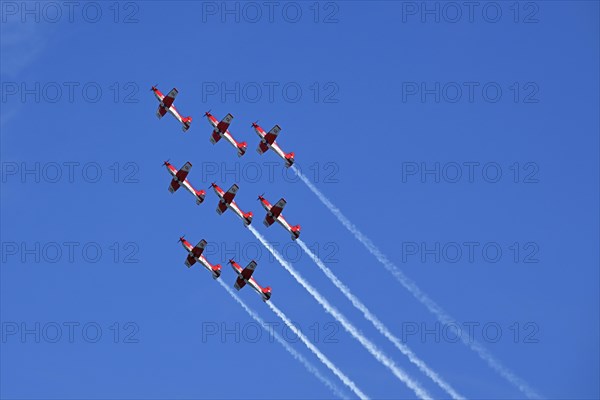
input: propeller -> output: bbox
[208,182,216,190]
[257,192,265,201]
[150,84,158,91]
[178,235,185,243]
[251,120,259,127]
[162,159,170,167]
[204,109,212,117]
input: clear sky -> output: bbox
[1,1,598,399]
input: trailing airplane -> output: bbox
[252,122,295,167]
[229,259,271,302]
[164,161,205,205]
[210,183,253,226]
[179,236,221,279]
[151,86,192,132]
[258,195,301,240]
[205,111,247,157]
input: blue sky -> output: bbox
[1,1,598,399]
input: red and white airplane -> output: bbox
[258,195,301,240]
[229,259,271,302]
[210,183,253,226]
[164,161,206,205]
[252,122,295,167]
[179,237,221,279]
[151,86,192,132]
[205,111,247,157]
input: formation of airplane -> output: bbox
[152,88,307,302]
[229,259,272,302]
[164,161,206,204]
[205,111,247,157]
[210,183,253,226]
[151,86,192,132]
[258,195,301,240]
[252,122,295,167]
[179,237,221,279]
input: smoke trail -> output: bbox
[216,278,350,399]
[292,165,541,399]
[296,239,464,400]
[247,225,432,400]
[265,300,369,400]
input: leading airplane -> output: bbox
[205,111,247,157]
[258,195,301,240]
[151,86,192,132]
[210,183,253,226]
[179,236,221,279]
[229,259,271,302]
[252,122,295,167]
[164,161,205,205]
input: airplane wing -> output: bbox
[162,88,178,108]
[234,277,246,290]
[263,215,275,227]
[169,180,181,193]
[241,260,257,280]
[257,141,269,154]
[210,130,222,143]
[156,105,168,119]
[216,201,228,215]
[216,113,234,133]
[175,162,192,181]
[270,198,287,219]
[190,239,207,258]
[222,184,239,204]
[264,125,281,145]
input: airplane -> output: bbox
[258,195,301,240]
[179,236,221,279]
[164,161,206,205]
[252,122,295,167]
[210,183,253,226]
[229,259,271,302]
[151,86,192,132]
[205,111,247,157]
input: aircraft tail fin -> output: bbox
[291,225,301,240]
[237,141,247,157]
[262,286,272,301]
[182,116,192,132]
[244,211,253,226]
[195,189,206,205]
[212,264,222,279]
[285,151,295,167]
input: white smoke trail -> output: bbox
[265,300,369,400]
[296,239,464,400]
[247,225,432,400]
[292,165,541,399]
[216,278,350,399]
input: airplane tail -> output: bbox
[244,211,253,226]
[182,116,192,132]
[291,225,301,240]
[237,141,247,157]
[212,264,222,279]
[195,189,206,205]
[262,286,272,301]
[285,151,295,167]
